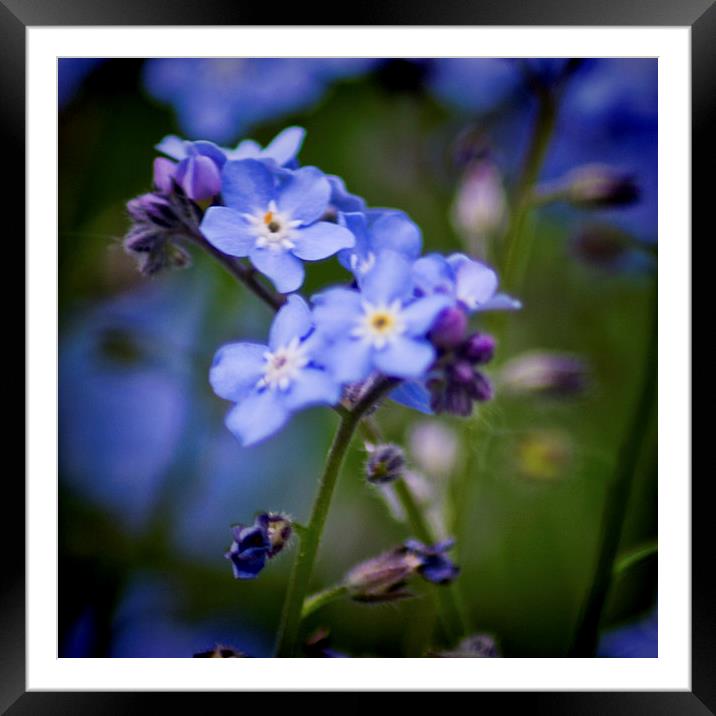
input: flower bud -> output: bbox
[564,164,640,209]
[224,512,293,580]
[365,444,406,484]
[259,512,293,557]
[432,634,500,658]
[429,307,468,349]
[500,351,588,398]
[451,161,507,243]
[404,539,460,585]
[344,546,423,603]
[460,332,496,365]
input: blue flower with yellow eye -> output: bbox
[200,160,355,293]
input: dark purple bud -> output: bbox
[461,332,496,364]
[450,360,477,385]
[224,512,293,580]
[468,371,493,402]
[365,444,406,484]
[430,306,468,349]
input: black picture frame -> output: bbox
[6,0,704,709]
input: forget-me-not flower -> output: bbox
[224,126,306,167]
[200,159,355,293]
[210,295,341,446]
[338,210,422,277]
[312,250,451,384]
[155,136,227,200]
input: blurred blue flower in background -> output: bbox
[58,58,105,108]
[143,58,379,143]
[598,607,658,658]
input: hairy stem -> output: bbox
[568,286,657,656]
[275,378,397,657]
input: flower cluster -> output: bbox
[145,126,521,446]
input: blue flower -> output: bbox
[155,136,227,200]
[312,251,451,384]
[210,295,341,445]
[224,126,306,168]
[200,160,355,293]
[327,175,367,214]
[412,253,521,314]
[338,210,422,277]
[224,512,293,579]
[404,539,460,585]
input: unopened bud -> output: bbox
[345,546,422,603]
[564,164,640,209]
[365,444,406,484]
[429,306,468,349]
[460,332,495,365]
[500,351,588,398]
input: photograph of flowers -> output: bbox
[58,57,657,659]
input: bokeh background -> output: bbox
[59,58,657,658]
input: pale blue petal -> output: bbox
[269,295,312,350]
[373,337,435,379]
[221,159,276,213]
[277,166,330,224]
[249,248,305,293]
[323,338,373,384]
[359,250,412,305]
[402,295,453,336]
[455,259,498,307]
[328,175,366,212]
[226,139,262,161]
[311,287,362,338]
[391,380,434,414]
[156,134,188,161]
[200,207,255,257]
[368,210,422,260]
[412,253,455,297]
[209,342,266,402]
[337,212,369,270]
[285,368,341,411]
[475,292,522,312]
[225,389,290,447]
[262,126,306,166]
[292,222,355,261]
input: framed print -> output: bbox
[7,0,706,708]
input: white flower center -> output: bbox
[257,337,308,391]
[351,300,406,349]
[349,251,377,275]
[245,200,301,253]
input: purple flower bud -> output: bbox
[564,164,640,209]
[404,539,460,585]
[430,306,468,349]
[460,332,496,364]
[365,444,406,484]
[432,634,500,658]
[153,157,177,194]
[345,546,423,603]
[224,512,293,580]
[468,371,493,401]
[500,351,588,398]
[175,154,222,201]
[450,360,477,385]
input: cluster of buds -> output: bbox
[123,162,205,277]
[427,308,496,416]
[344,539,459,603]
[224,512,293,580]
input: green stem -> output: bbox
[275,378,396,657]
[301,584,349,620]
[568,286,657,656]
[502,89,559,292]
[613,541,658,578]
[394,478,467,643]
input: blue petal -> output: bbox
[292,222,355,261]
[262,126,306,166]
[225,389,290,446]
[200,206,256,257]
[328,175,366,212]
[373,337,435,379]
[323,338,373,384]
[337,212,370,270]
[476,292,522,312]
[311,287,362,338]
[402,295,453,336]
[209,342,266,402]
[221,159,276,214]
[249,248,305,293]
[277,166,330,224]
[192,140,227,167]
[269,295,312,350]
[175,155,221,200]
[285,367,341,411]
[454,259,498,308]
[226,139,263,161]
[390,381,433,414]
[156,134,188,161]
[368,210,422,260]
[359,249,413,305]
[412,254,455,297]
